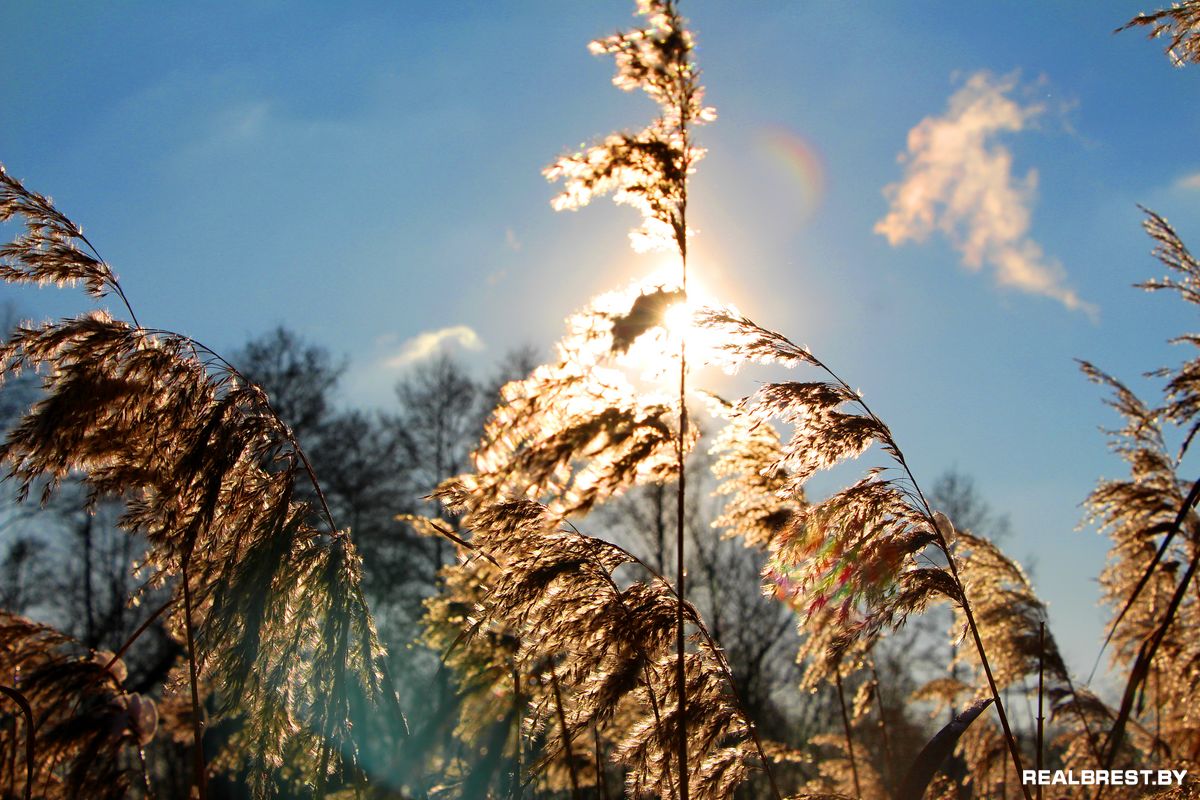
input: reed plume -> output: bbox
[697,307,1034,798]
[0,611,156,799]
[1119,0,1200,66]
[0,164,401,797]
[1083,208,1200,776]
[432,481,779,799]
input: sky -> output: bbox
[2,1,1199,688]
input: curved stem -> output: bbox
[453,528,678,797]
[105,595,179,669]
[76,232,141,330]
[936,531,1031,800]
[835,670,862,799]
[869,657,895,792]
[804,347,1032,799]
[549,665,581,800]
[142,327,341,536]
[593,725,610,800]
[63,219,341,539]
[1100,542,1200,787]
[180,546,208,799]
[0,686,33,800]
[1089,474,1200,683]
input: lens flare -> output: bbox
[759,127,826,222]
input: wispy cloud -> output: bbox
[1177,171,1200,190]
[384,325,483,368]
[505,227,522,251]
[875,72,1093,316]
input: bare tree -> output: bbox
[236,325,346,447]
[929,469,1012,542]
[392,353,479,573]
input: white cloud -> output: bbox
[875,72,1094,316]
[384,325,483,368]
[1177,171,1200,190]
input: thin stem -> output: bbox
[180,557,208,799]
[1154,662,1162,752]
[376,657,410,738]
[137,746,155,800]
[1061,670,1103,768]
[72,225,341,541]
[835,670,862,799]
[688,622,783,800]
[869,657,895,793]
[105,595,179,670]
[453,526,678,796]
[674,55,692,800]
[139,327,341,537]
[593,726,610,800]
[1037,622,1045,800]
[1089,474,1200,684]
[573,531,681,797]
[940,536,1031,800]
[569,529,783,799]
[1100,542,1200,784]
[512,667,524,800]
[75,232,141,330]
[1002,734,1008,800]
[644,662,679,800]
[550,666,581,800]
[675,326,688,800]
[0,686,33,800]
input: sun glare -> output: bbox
[616,269,724,381]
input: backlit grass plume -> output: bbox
[949,531,1067,691]
[1120,0,1200,67]
[0,164,401,797]
[545,0,713,255]
[1083,209,1200,776]
[459,3,716,796]
[418,530,532,796]
[464,281,694,518]
[699,309,955,641]
[709,396,805,551]
[697,307,1034,798]
[432,481,780,800]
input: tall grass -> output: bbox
[0,165,402,798]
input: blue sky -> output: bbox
[2,2,1199,685]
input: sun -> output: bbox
[616,271,723,380]
[662,297,696,340]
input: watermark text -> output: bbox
[1022,769,1187,787]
